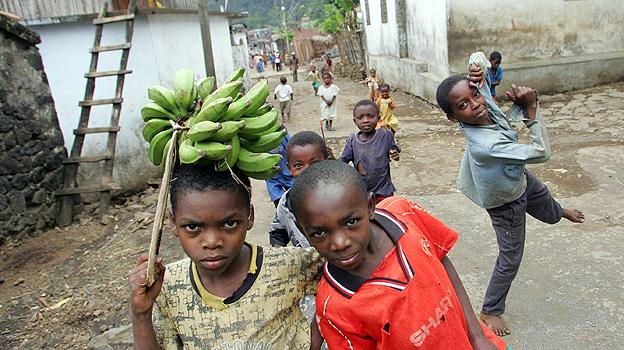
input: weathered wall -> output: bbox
[0,16,66,242]
[361,0,400,58]
[447,0,624,69]
[30,12,238,192]
[405,0,449,78]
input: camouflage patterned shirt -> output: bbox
[153,242,323,349]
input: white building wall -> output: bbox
[361,0,400,58]
[31,13,239,191]
[405,0,449,78]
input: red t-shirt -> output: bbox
[315,197,506,349]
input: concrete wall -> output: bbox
[31,13,238,192]
[405,0,449,78]
[361,0,400,58]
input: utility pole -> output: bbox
[280,0,290,53]
[198,0,216,86]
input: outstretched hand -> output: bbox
[467,64,485,88]
[128,254,166,316]
[505,84,538,120]
[389,149,400,161]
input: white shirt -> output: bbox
[274,84,293,102]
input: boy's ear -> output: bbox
[367,192,376,220]
[246,204,255,230]
[446,113,458,123]
[169,212,179,237]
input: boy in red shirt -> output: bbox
[289,160,507,349]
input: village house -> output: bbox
[1,0,249,191]
[360,0,624,101]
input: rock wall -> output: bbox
[0,15,66,243]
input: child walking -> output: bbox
[435,63,584,337]
[363,68,380,101]
[307,65,322,96]
[375,83,399,133]
[289,160,507,350]
[340,99,400,204]
[274,76,294,123]
[318,72,339,131]
[128,163,323,349]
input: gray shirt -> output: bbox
[268,189,310,248]
[457,77,551,209]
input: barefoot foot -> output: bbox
[480,312,511,337]
[563,208,584,223]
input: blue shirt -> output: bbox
[487,66,503,96]
[340,127,400,196]
[265,134,295,202]
[456,76,550,209]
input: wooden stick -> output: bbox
[320,119,326,140]
[146,127,180,287]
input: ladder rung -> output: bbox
[73,126,121,135]
[79,98,123,106]
[84,69,132,78]
[93,14,135,25]
[63,155,112,164]
[90,43,131,53]
[55,184,118,196]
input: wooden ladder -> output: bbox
[57,1,137,226]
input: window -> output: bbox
[364,0,371,25]
[381,0,388,23]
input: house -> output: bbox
[360,0,624,101]
[1,0,249,191]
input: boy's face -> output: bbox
[490,58,501,70]
[322,75,332,85]
[445,80,493,126]
[370,69,376,77]
[380,88,390,99]
[287,144,325,178]
[171,189,254,277]
[353,105,380,133]
[295,183,375,271]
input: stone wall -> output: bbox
[0,15,66,243]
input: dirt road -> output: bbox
[1,69,623,349]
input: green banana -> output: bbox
[224,67,245,84]
[209,120,246,142]
[148,128,173,166]
[241,79,269,112]
[141,102,177,122]
[242,116,281,140]
[174,68,197,112]
[236,147,282,173]
[188,97,233,125]
[196,76,216,99]
[142,118,172,143]
[179,139,204,164]
[203,80,243,105]
[195,141,232,160]
[244,103,272,117]
[219,98,252,122]
[148,85,179,115]
[217,135,240,171]
[238,109,279,138]
[241,166,280,180]
[233,92,244,101]
[187,121,223,142]
[239,129,287,153]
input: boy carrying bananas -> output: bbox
[129,163,323,349]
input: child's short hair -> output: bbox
[436,75,469,115]
[289,160,367,215]
[353,99,379,116]
[286,131,330,159]
[280,76,287,84]
[378,83,390,91]
[322,72,332,79]
[169,163,251,215]
[490,51,502,61]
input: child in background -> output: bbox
[318,72,340,131]
[274,76,294,123]
[128,163,322,349]
[288,160,507,350]
[363,68,380,101]
[256,57,265,73]
[435,64,584,336]
[269,131,330,248]
[341,99,400,204]
[307,65,322,96]
[265,132,294,208]
[488,51,503,100]
[375,83,399,133]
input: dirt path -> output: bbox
[1,70,623,349]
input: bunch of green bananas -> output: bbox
[141,67,287,180]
